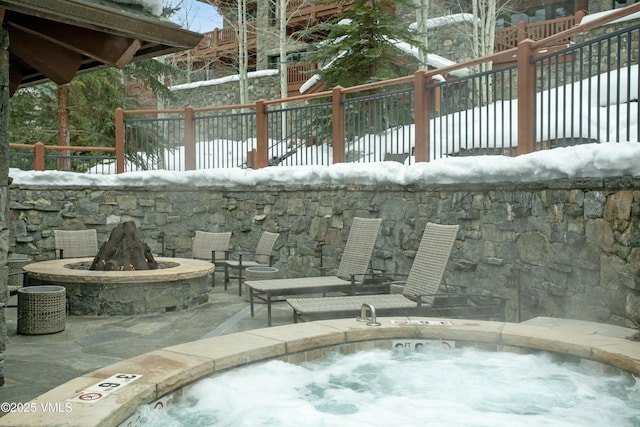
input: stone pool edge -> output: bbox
[1,316,638,427]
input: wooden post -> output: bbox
[184,106,196,170]
[57,84,70,171]
[255,100,268,168]
[414,70,429,162]
[517,20,527,44]
[331,86,345,164]
[114,108,125,174]
[34,142,45,171]
[246,149,256,169]
[517,38,535,155]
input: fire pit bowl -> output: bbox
[23,257,214,316]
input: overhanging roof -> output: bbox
[0,0,203,94]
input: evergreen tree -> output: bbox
[9,59,181,147]
[304,0,421,89]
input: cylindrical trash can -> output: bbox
[243,266,279,302]
[17,285,66,335]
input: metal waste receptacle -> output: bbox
[17,285,66,335]
[243,266,279,302]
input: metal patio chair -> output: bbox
[223,230,280,294]
[54,229,99,259]
[192,230,232,287]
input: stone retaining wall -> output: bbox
[7,176,640,328]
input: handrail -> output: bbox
[8,142,117,172]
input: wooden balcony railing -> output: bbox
[175,3,349,64]
[495,12,586,52]
[287,62,317,84]
[285,0,349,26]
[179,11,587,69]
[173,21,258,62]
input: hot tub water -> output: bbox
[132,345,640,426]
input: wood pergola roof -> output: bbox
[0,0,203,95]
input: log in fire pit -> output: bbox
[90,221,157,271]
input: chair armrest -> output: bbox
[318,265,337,277]
[226,251,274,266]
[224,250,252,261]
[211,249,230,263]
[351,271,390,284]
[346,272,391,294]
[441,283,467,293]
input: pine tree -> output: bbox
[9,59,181,148]
[304,0,421,89]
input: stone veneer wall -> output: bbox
[7,176,640,329]
[169,74,281,109]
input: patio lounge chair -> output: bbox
[223,231,280,295]
[286,222,507,323]
[54,229,99,259]
[245,217,383,326]
[192,231,232,287]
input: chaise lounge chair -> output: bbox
[245,217,383,326]
[286,222,507,323]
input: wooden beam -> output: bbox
[8,65,20,95]
[116,39,142,69]
[8,17,140,69]
[8,25,81,85]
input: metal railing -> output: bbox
[533,22,640,148]
[9,3,640,174]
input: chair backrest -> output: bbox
[54,229,99,259]
[254,231,280,265]
[402,223,460,306]
[192,231,232,261]
[335,217,382,280]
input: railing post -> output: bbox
[184,106,196,171]
[255,99,268,169]
[115,108,125,174]
[331,86,345,164]
[34,142,45,171]
[517,38,535,155]
[414,70,429,162]
[246,149,256,169]
[517,20,527,43]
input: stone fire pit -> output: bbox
[23,257,214,316]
